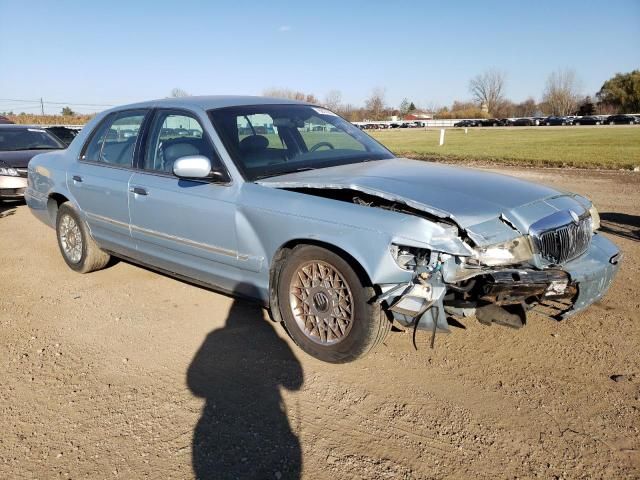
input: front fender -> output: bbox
[236,184,470,286]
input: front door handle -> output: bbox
[129,186,148,196]
[72,175,82,182]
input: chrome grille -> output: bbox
[16,168,28,178]
[531,210,592,265]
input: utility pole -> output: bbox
[40,98,44,115]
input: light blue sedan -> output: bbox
[26,96,621,362]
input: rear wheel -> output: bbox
[277,245,390,363]
[56,203,110,273]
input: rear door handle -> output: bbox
[129,186,148,196]
[72,175,82,182]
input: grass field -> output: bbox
[369,126,640,170]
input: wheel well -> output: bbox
[271,239,372,289]
[267,239,374,323]
[47,193,69,222]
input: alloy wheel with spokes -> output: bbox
[59,213,83,263]
[55,202,110,273]
[277,244,391,363]
[289,260,354,345]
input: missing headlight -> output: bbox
[390,244,431,271]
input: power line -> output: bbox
[0,97,115,107]
[0,106,45,113]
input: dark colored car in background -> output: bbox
[45,126,80,146]
[0,115,14,125]
[453,119,480,127]
[572,116,604,126]
[607,114,638,125]
[479,118,502,127]
[509,118,534,126]
[541,116,570,126]
[0,125,66,200]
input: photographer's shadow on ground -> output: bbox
[187,285,304,479]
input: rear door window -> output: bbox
[81,110,147,167]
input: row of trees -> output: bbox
[467,68,588,118]
[257,69,640,121]
[444,69,639,119]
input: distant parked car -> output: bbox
[480,118,501,127]
[572,116,603,126]
[606,114,638,125]
[0,125,66,200]
[0,115,14,125]
[453,120,480,127]
[510,118,534,126]
[541,116,570,126]
[45,126,80,146]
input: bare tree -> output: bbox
[170,88,190,98]
[364,87,386,120]
[399,98,411,116]
[469,69,506,115]
[263,88,318,104]
[323,90,342,111]
[423,101,442,114]
[542,69,581,116]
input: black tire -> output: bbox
[56,202,110,273]
[277,245,390,363]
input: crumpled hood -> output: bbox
[257,158,590,244]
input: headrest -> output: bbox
[239,135,269,151]
[164,142,199,163]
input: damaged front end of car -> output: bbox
[377,206,622,346]
[259,173,622,347]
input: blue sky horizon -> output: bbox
[1,0,638,114]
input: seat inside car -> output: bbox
[101,136,137,165]
[161,137,205,173]
[239,134,286,166]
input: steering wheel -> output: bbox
[309,141,335,152]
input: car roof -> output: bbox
[0,124,54,129]
[107,95,311,113]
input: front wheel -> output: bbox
[56,203,110,273]
[277,245,390,363]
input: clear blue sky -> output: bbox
[1,0,638,114]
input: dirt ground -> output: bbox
[1,166,639,480]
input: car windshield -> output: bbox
[0,128,66,151]
[208,104,394,180]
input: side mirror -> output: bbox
[173,155,212,179]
